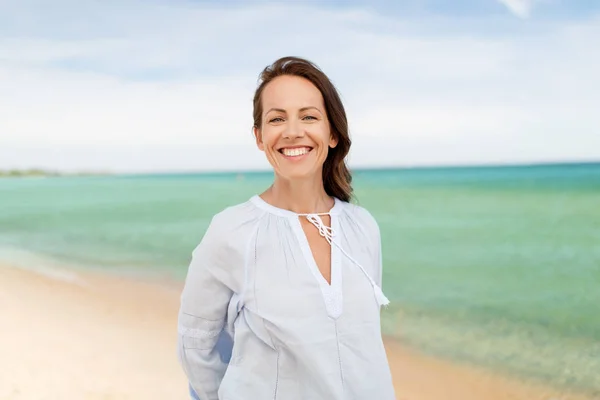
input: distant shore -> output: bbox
[0,169,61,178]
[0,169,111,178]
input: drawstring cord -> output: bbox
[305,214,334,245]
[301,213,390,307]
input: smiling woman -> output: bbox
[252,57,353,203]
[176,56,394,400]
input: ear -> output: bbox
[253,126,264,151]
[329,133,338,149]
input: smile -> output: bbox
[278,147,313,157]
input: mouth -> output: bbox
[278,146,313,158]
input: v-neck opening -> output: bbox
[292,214,343,319]
[298,215,334,287]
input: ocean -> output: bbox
[1,162,599,394]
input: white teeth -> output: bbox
[282,147,310,157]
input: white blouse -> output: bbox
[177,195,396,400]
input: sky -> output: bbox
[0,0,599,173]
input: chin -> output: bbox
[276,165,322,181]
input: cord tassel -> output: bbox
[372,283,390,307]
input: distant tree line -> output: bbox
[0,169,112,178]
[0,169,62,177]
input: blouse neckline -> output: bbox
[250,194,343,218]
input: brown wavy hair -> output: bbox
[252,56,353,203]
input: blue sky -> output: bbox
[1,0,599,173]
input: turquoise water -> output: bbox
[1,162,599,394]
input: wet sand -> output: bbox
[0,263,593,400]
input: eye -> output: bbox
[302,115,317,121]
[269,117,284,123]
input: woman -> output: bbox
[177,56,395,400]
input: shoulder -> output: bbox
[339,201,381,236]
[210,199,262,231]
[339,201,383,280]
[195,198,264,252]
[187,200,264,291]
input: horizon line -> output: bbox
[112,159,600,177]
[2,159,599,178]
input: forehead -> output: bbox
[262,75,324,111]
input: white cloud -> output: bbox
[497,0,539,18]
[0,1,599,172]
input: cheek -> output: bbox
[314,127,333,149]
[260,131,281,159]
[260,127,277,143]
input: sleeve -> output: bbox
[354,205,389,306]
[372,215,383,288]
[177,216,238,400]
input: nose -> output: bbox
[282,118,305,140]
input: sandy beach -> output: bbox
[0,262,593,400]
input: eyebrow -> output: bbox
[264,106,322,115]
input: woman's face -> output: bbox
[254,75,337,181]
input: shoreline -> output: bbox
[0,260,594,400]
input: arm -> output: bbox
[351,205,389,306]
[371,217,390,306]
[355,205,384,287]
[357,206,389,305]
[373,219,383,288]
[177,218,237,400]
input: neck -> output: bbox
[264,173,334,214]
